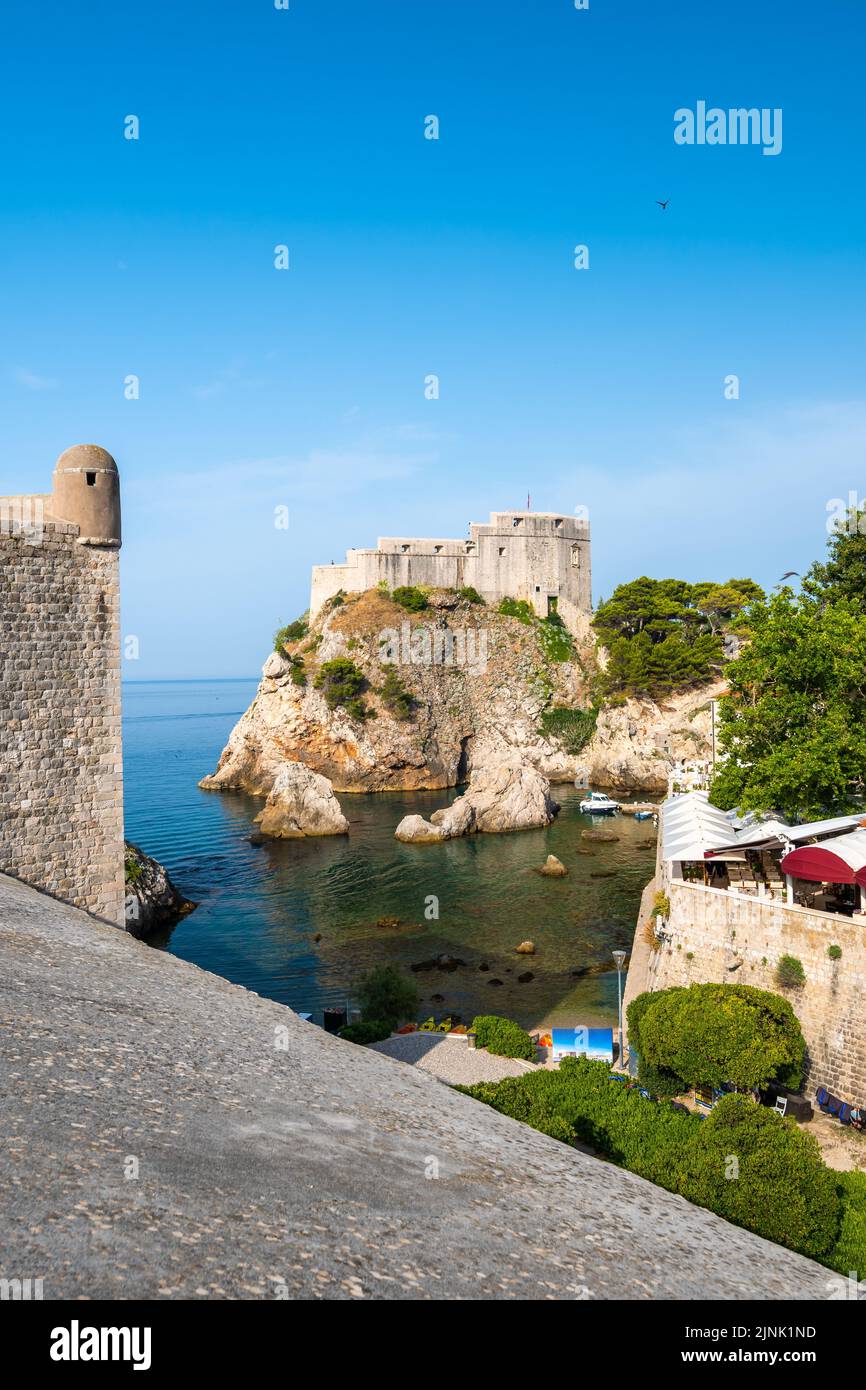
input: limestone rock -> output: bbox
[254,762,349,839]
[582,829,619,842]
[538,854,568,877]
[395,757,558,842]
[124,843,196,939]
[515,940,535,955]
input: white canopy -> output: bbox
[661,792,739,863]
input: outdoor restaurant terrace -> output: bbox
[661,791,866,919]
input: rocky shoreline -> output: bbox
[124,843,196,938]
[200,587,720,837]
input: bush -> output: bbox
[378,667,415,720]
[314,658,369,718]
[828,944,842,961]
[338,1019,393,1046]
[537,616,573,663]
[274,615,309,651]
[538,706,597,754]
[391,585,428,612]
[776,954,806,990]
[289,656,306,687]
[651,891,671,920]
[471,1015,535,1061]
[458,586,485,604]
[831,1170,866,1279]
[627,983,806,1093]
[460,1058,841,1265]
[357,965,418,1029]
[498,596,535,624]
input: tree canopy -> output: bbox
[710,513,866,819]
[592,576,761,698]
[627,982,805,1094]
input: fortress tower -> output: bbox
[310,509,591,631]
[0,445,124,924]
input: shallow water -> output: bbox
[122,679,655,1030]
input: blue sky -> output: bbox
[2,0,865,678]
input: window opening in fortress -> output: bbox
[571,544,580,566]
[512,517,522,527]
[86,472,96,486]
[498,547,505,556]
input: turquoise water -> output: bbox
[122,679,656,1030]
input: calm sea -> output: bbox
[122,679,655,1029]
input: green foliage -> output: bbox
[776,954,806,990]
[391,585,429,612]
[471,1015,535,1061]
[804,506,866,609]
[710,588,866,819]
[538,705,597,754]
[124,847,143,885]
[831,1170,866,1279]
[592,576,762,698]
[274,614,309,651]
[314,658,369,719]
[357,964,418,1029]
[651,891,671,919]
[498,596,535,623]
[627,983,806,1093]
[289,655,306,687]
[461,1058,840,1264]
[828,944,842,961]
[378,666,415,720]
[458,586,485,604]
[537,615,574,662]
[338,1019,393,1045]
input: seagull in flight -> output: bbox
[656,198,671,210]
[779,571,799,581]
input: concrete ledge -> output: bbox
[0,873,849,1300]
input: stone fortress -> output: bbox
[310,509,592,629]
[0,445,124,925]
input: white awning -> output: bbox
[661,792,739,863]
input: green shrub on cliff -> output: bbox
[378,667,415,720]
[538,705,597,753]
[391,585,429,612]
[274,614,309,651]
[627,983,806,1093]
[314,658,370,720]
[498,596,535,623]
[458,586,485,604]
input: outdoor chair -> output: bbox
[773,1095,788,1117]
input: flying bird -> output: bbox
[656,198,670,210]
[779,571,799,581]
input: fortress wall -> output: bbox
[310,511,592,623]
[0,493,124,925]
[643,879,866,1103]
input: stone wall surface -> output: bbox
[643,880,866,1103]
[0,520,123,924]
[0,871,850,1300]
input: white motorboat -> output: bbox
[579,790,621,815]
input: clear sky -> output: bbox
[2,1,865,678]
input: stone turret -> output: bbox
[51,444,121,548]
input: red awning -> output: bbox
[780,846,857,884]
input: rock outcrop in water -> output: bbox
[254,762,349,839]
[124,843,196,938]
[200,588,721,812]
[395,757,558,842]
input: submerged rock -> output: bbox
[253,762,349,839]
[581,829,619,843]
[538,854,568,877]
[395,757,559,842]
[124,843,196,939]
[515,940,535,955]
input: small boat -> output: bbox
[634,810,654,822]
[579,791,621,815]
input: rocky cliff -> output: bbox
[200,589,721,806]
[124,843,196,938]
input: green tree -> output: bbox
[627,983,805,1093]
[313,658,369,719]
[804,505,866,607]
[357,965,418,1028]
[709,591,866,818]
